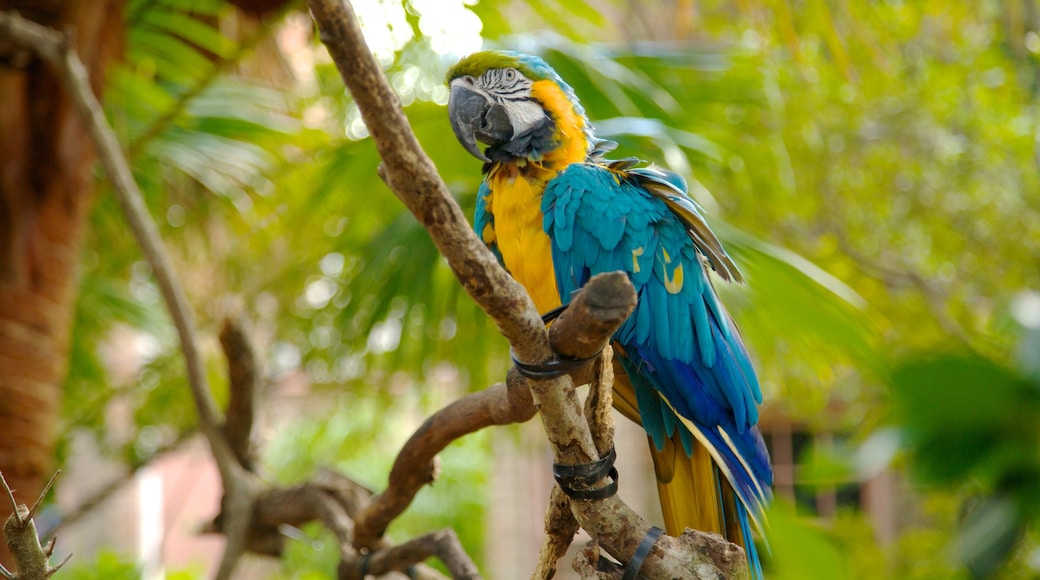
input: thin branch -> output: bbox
[534,487,580,580]
[340,529,480,580]
[0,473,15,521]
[220,315,260,471]
[0,470,68,579]
[23,471,59,523]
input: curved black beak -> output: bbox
[449,78,513,163]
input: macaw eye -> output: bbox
[504,69,516,81]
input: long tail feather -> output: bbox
[650,434,724,537]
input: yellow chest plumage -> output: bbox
[487,167,561,314]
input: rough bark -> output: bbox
[0,0,124,567]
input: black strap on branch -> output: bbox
[621,526,664,580]
[511,349,597,380]
[539,303,569,324]
[510,301,598,380]
[359,553,371,578]
[553,447,619,501]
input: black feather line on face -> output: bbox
[485,112,558,162]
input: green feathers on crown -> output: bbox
[446,50,564,85]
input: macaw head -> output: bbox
[447,50,592,163]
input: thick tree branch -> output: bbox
[535,344,618,579]
[307,2,747,576]
[354,276,630,572]
[351,273,636,565]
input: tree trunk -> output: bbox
[0,0,123,566]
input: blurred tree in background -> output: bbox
[3,0,1037,578]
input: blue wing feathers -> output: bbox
[543,161,772,523]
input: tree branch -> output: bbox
[210,468,456,580]
[340,529,480,580]
[220,315,259,471]
[534,276,622,578]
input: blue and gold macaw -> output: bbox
[447,51,772,576]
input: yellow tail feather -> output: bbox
[612,358,749,551]
[651,434,724,537]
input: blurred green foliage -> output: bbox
[890,321,1040,579]
[60,549,199,579]
[55,0,1040,577]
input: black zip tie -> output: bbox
[359,553,371,578]
[511,299,598,380]
[511,348,597,379]
[622,526,664,580]
[553,447,619,501]
[540,303,569,324]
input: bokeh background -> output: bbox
[11,0,1040,578]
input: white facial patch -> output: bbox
[478,68,546,136]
